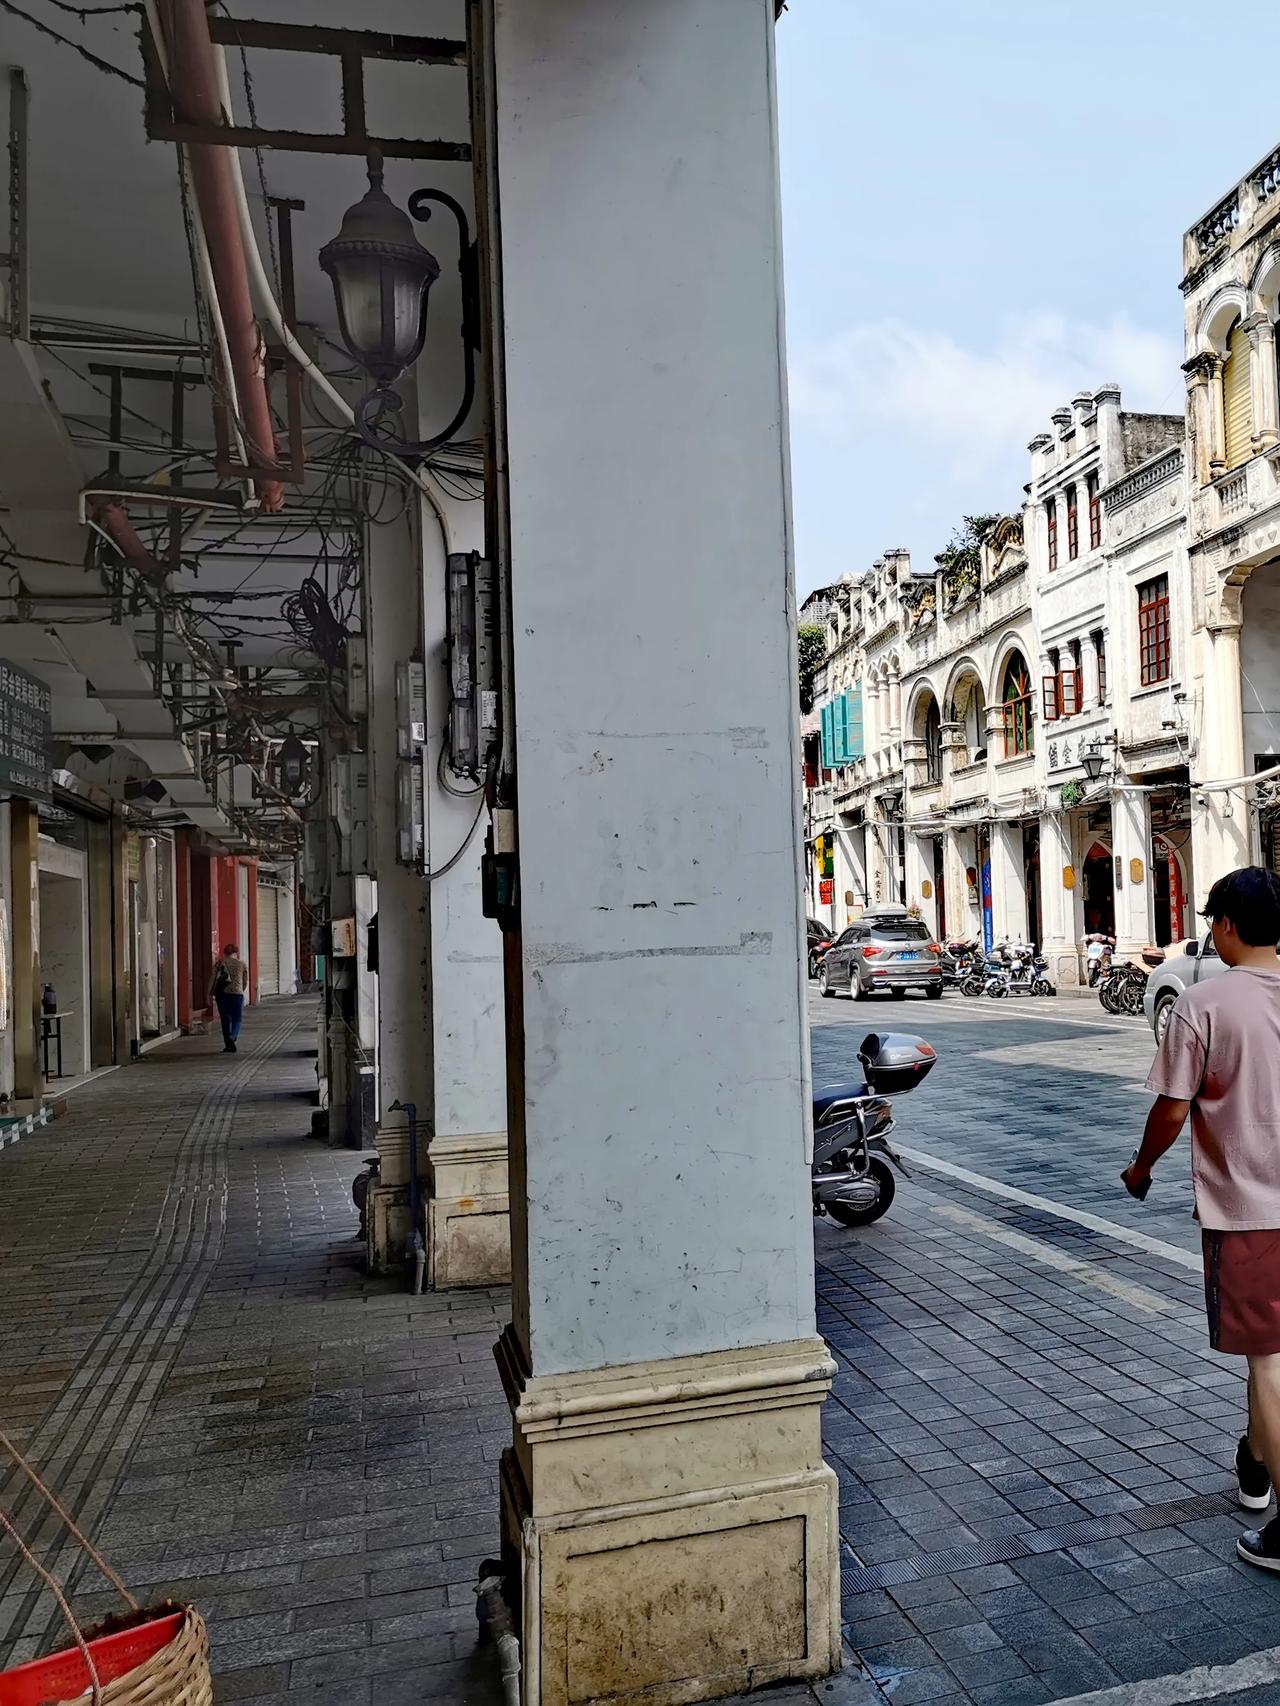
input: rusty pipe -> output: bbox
[162,0,284,512]
[90,500,166,577]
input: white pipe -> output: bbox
[1194,759,1280,792]
[207,42,455,552]
[476,1576,520,1706]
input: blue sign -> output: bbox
[981,858,993,954]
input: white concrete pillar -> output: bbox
[990,821,1029,945]
[1192,616,1251,906]
[1039,812,1080,985]
[362,495,508,1285]
[889,670,903,737]
[482,3,839,1699]
[836,821,868,919]
[1080,631,1099,712]
[1252,317,1280,450]
[1111,788,1155,956]
[904,833,937,937]
[1207,356,1227,478]
[944,828,978,941]
[866,677,881,754]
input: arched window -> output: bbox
[1001,653,1033,757]
[923,698,943,783]
[1223,318,1252,470]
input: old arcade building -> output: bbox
[1181,143,1280,891]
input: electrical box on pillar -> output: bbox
[446,552,498,780]
[395,662,427,868]
[328,755,369,875]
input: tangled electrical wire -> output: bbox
[281,575,349,670]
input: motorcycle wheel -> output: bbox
[987,981,1008,998]
[826,1159,896,1227]
[961,975,984,998]
[1099,977,1122,1014]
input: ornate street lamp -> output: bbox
[1080,741,1107,784]
[1079,734,1118,784]
[320,153,478,458]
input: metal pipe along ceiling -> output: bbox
[162,0,286,513]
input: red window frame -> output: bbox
[1042,675,1059,722]
[1087,473,1102,550]
[1066,485,1079,560]
[1003,660,1034,757]
[1058,667,1080,717]
[1047,498,1058,571]
[1138,576,1171,686]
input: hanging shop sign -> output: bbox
[0,661,51,802]
[818,878,834,904]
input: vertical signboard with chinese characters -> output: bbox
[0,661,50,802]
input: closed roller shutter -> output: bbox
[257,885,281,996]
[1223,321,1253,470]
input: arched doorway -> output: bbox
[1152,835,1188,947]
[1082,841,1115,938]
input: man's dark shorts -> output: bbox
[1204,1230,1280,1355]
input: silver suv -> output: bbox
[1143,932,1225,1042]
[818,905,942,1001]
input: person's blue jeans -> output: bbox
[216,991,244,1047]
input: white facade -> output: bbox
[1180,142,1280,897]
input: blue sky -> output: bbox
[776,0,1278,596]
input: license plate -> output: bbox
[898,951,918,961]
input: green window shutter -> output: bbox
[820,703,833,769]
[832,694,845,764]
[846,688,863,761]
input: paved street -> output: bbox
[812,984,1280,1706]
[0,991,1277,1705]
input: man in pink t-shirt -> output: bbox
[1123,866,1280,1571]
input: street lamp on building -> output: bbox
[320,153,478,457]
[1079,734,1118,784]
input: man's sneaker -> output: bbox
[1238,1515,1280,1571]
[1237,1436,1272,1512]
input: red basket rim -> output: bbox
[0,1610,184,1704]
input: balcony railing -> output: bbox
[1193,191,1240,258]
[1218,470,1249,518]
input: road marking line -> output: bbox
[811,999,1149,1036]
[1048,1644,1280,1706]
[893,1142,1202,1273]
[932,1202,1185,1317]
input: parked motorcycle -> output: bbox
[1084,933,1115,988]
[1099,946,1164,1016]
[812,1031,937,1226]
[940,938,980,989]
[985,940,1055,998]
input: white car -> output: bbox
[1143,931,1225,1043]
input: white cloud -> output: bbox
[789,311,1184,484]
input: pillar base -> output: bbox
[426,1130,510,1289]
[1042,938,1082,988]
[365,1180,409,1276]
[496,1331,841,1706]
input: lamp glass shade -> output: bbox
[1081,747,1105,782]
[320,167,441,385]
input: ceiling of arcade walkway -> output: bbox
[0,0,479,840]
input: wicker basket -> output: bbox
[0,1605,212,1706]
[0,1430,214,1706]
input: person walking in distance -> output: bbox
[210,942,249,1055]
[1122,867,1280,1568]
